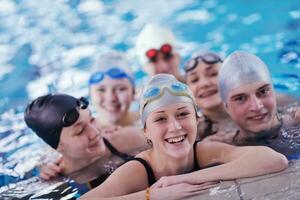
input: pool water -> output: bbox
[0,0,300,199]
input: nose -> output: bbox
[87,123,99,140]
[249,95,264,111]
[106,89,117,102]
[155,60,169,74]
[199,76,211,88]
[168,117,182,132]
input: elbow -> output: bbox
[268,152,289,173]
[275,154,289,171]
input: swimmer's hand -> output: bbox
[39,156,63,180]
[152,175,218,188]
[150,182,219,200]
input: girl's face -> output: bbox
[186,62,222,111]
[145,102,197,159]
[226,81,278,134]
[58,109,106,160]
[90,76,134,125]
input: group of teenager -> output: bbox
[24,23,300,199]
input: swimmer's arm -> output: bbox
[183,142,288,184]
[81,160,148,199]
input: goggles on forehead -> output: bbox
[142,81,190,108]
[88,67,134,86]
[145,44,173,63]
[61,97,89,127]
[184,52,222,72]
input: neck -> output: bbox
[237,114,281,142]
[150,148,194,178]
[61,154,103,175]
[202,104,229,122]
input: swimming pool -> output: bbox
[0,0,299,199]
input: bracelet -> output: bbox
[146,187,150,200]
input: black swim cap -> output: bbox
[24,94,88,149]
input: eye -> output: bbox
[207,70,218,77]
[117,86,129,92]
[257,87,271,97]
[189,77,199,84]
[232,95,247,103]
[177,111,190,118]
[154,117,167,123]
[76,127,85,136]
[97,87,105,93]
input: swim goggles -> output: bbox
[184,52,222,72]
[88,67,134,86]
[142,81,191,109]
[145,44,173,63]
[61,97,89,127]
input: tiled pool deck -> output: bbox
[188,159,300,200]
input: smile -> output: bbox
[247,113,268,121]
[89,136,100,148]
[198,89,218,98]
[104,105,121,112]
[165,135,187,144]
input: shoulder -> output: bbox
[97,154,149,195]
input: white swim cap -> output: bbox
[140,73,199,127]
[135,24,177,66]
[218,51,272,102]
[90,51,134,86]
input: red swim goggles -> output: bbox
[145,44,173,62]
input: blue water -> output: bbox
[0,0,300,199]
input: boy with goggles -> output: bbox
[135,23,185,83]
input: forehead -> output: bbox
[61,109,90,136]
[187,62,220,76]
[228,81,271,96]
[150,102,194,115]
[91,76,132,88]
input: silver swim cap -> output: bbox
[218,51,272,102]
[140,74,199,127]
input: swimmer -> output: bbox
[185,51,238,140]
[135,23,185,82]
[24,94,148,190]
[219,51,300,158]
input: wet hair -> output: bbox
[24,94,80,149]
[219,51,272,103]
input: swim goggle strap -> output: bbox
[88,67,134,86]
[145,44,173,63]
[140,81,198,126]
[61,97,89,127]
[184,52,222,72]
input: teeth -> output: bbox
[166,135,185,144]
[199,90,216,98]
